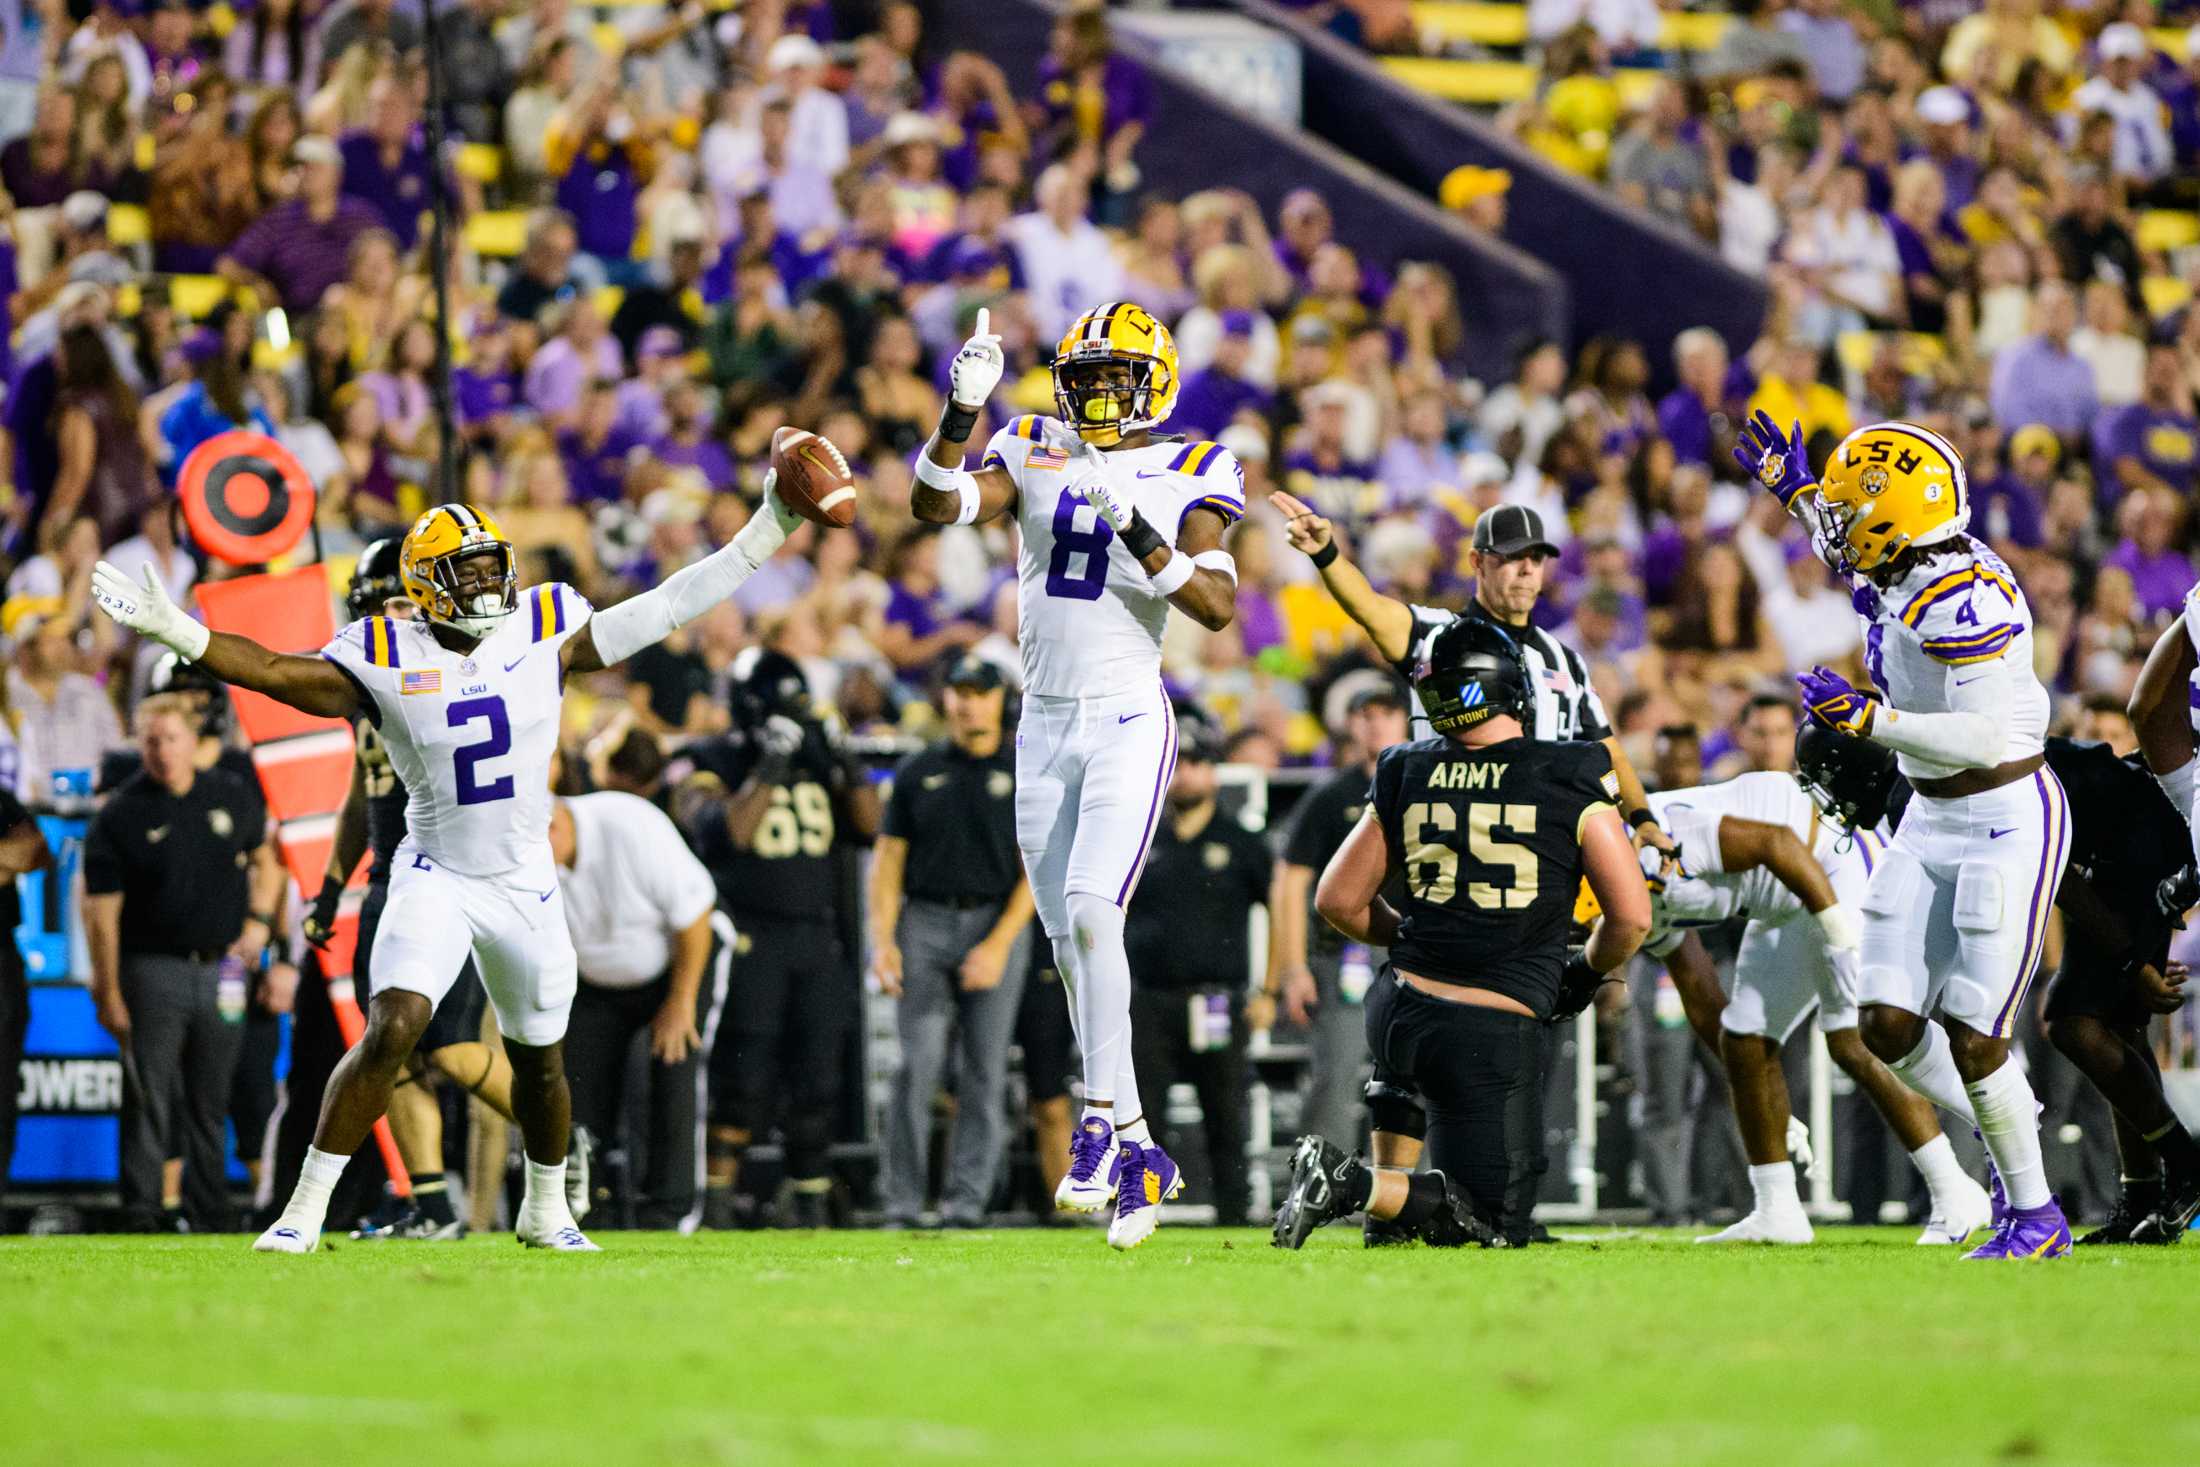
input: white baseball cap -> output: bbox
[1916,86,1968,127]
[2098,22,2148,62]
[768,33,825,71]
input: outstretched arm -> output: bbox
[1270,489,1415,662]
[1716,816,1837,913]
[93,560,361,719]
[1315,811,1402,948]
[2130,619,2196,821]
[912,307,1019,526]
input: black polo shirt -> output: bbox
[83,767,266,958]
[1281,765,1370,956]
[1126,807,1271,991]
[882,738,1021,905]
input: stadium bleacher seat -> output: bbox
[2138,210,2200,256]
[1382,55,1663,107]
[464,209,528,258]
[456,143,505,187]
[1409,3,1731,52]
[107,203,149,247]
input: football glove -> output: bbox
[948,307,1004,410]
[1733,411,1815,508]
[1798,665,1878,737]
[1551,949,1608,1021]
[303,880,342,950]
[2157,864,2200,927]
[92,561,209,661]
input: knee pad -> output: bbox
[1064,892,1124,953]
[1364,1078,1428,1141]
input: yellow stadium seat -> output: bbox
[1410,3,1730,51]
[170,275,232,318]
[2142,275,2193,320]
[107,204,149,247]
[464,210,528,258]
[2138,210,2200,255]
[1383,56,1662,107]
[1835,330,1947,379]
[456,143,504,186]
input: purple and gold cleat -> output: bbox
[1963,1196,2073,1260]
[1054,1115,1121,1214]
[1107,1141,1183,1251]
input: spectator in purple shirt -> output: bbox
[2091,342,2200,505]
[452,316,521,445]
[1172,312,1274,438]
[2100,487,2196,622]
[877,525,983,681]
[614,326,687,440]
[1035,7,1151,225]
[1656,326,1736,467]
[655,379,736,490]
[524,296,625,427]
[555,381,643,506]
[1913,85,1981,211]
[339,76,441,253]
[546,74,659,284]
[219,136,386,314]
[1274,187,1390,305]
[1973,424,2054,552]
[1987,282,2099,445]
[1374,386,1464,505]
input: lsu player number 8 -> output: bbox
[907,299,1242,1250]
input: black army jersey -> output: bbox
[2042,737,2188,941]
[675,726,842,923]
[1371,735,1619,1016]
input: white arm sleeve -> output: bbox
[590,495,799,667]
[2156,757,2196,830]
[1869,705,2004,767]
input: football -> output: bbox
[770,425,858,528]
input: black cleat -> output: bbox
[2076,1184,2160,1246]
[350,1196,424,1241]
[1419,1171,1501,1249]
[2134,1162,2200,1245]
[1363,1214,1419,1248]
[1524,1220,1562,1245]
[1272,1135,1361,1250]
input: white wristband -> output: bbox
[913,450,982,526]
[167,617,212,663]
[1149,549,1196,596]
[1191,549,1237,583]
[2155,758,2196,828]
[1814,902,1862,953]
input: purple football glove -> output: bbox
[1798,665,1877,737]
[1734,411,1814,507]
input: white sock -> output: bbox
[521,1157,570,1219]
[1890,1027,1979,1128]
[1748,1161,1801,1215]
[1906,1133,1972,1206]
[281,1145,348,1227]
[1967,1059,2050,1210]
[1066,892,1134,1112]
[1118,1113,1152,1145]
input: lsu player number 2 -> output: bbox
[448,696,515,805]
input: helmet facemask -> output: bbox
[431,543,517,640]
[1054,353,1163,445]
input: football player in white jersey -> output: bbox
[909,302,1240,1249]
[90,491,806,1252]
[1642,741,1991,1245]
[1738,414,2072,1259]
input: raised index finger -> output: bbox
[974,307,990,339]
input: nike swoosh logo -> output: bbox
[1955,675,1987,686]
[538,887,555,902]
[1135,470,1175,480]
[505,657,526,671]
[1989,828,2016,840]
[1119,712,1148,724]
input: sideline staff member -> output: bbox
[1274,620,1651,1248]
[872,657,1035,1227]
[554,787,728,1230]
[85,694,284,1231]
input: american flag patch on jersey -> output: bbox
[1026,445,1069,471]
[400,670,442,696]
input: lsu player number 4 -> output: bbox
[909,301,1240,1250]
[89,484,807,1253]
[1736,413,2073,1260]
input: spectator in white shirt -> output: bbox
[1476,337,1568,469]
[9,606,124,807]
[1006,162,1129,342]
[1784,163,1902,346]
[2071,23,2172,185]
[2070,279,2146,407]
[766,32,849,181]
[552,788,729,1230]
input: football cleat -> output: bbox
[1916,1174,1994,1246]
[1695,1209,1814,1245]
[1054,1115,1121,1213]
[567,1127,594,1222]
[1363,1214,1418,1248]
[2076,1185,2160,1247]
[2131,1156,2200,1245]
[349,1196,423,1241]
[1273,1134,1360,1251]
[1107,1141,1182,1251]
[1962,1196,2072,1260]
[252,1219,320,1254]
[1419,1172,1499,1249]
[517,1219,601,1251]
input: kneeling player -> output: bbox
[1273,620,1651,1248]
[1648,730,1991,1245]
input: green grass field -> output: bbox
[6,1226,2194,1467]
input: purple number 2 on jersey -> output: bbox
[449,695,515,805]
[1043,487,1113,600]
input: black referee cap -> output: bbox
[1472,504,1558,558]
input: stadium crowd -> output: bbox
[0,0,2194,1231]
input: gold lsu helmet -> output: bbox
[1813,422,1969,575]
[1052,301,1179,445]
[399,504,518,640]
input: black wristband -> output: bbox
[1627,808,1658,830]
[1309,539,1339,570]
[1119,508,1166,562]
[938,400,979,445]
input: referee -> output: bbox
[870,657,1034,1228]
[84,694,284,1231]
[1272,492,1669,1232]
[552,788,730,1230]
